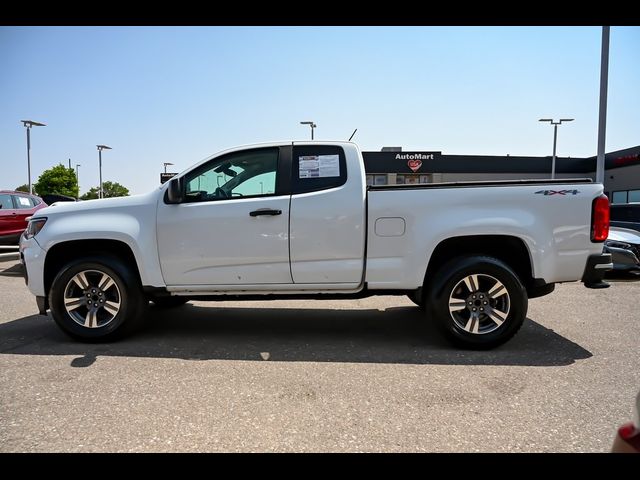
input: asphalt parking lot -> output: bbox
[0,258,639,452]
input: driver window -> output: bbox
[184,148,279,203]
[0,194,13,209]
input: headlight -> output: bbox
[24,217,47,239]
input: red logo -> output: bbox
[613,155,640,167]
[408,159,422,172]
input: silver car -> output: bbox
[604,227,640,272]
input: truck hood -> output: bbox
[36,190,161,217]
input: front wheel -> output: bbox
[425,255,528,349]
[48,256,148,342]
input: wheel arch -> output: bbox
[424,235,535,292]
[43,239,143,297]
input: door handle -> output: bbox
[249,208,282,217]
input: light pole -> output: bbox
[596,26,610,185]
[539,118,574,179]
[300,121,316,140]
[96,145,112,199]
[20,120,46,194]
[163,162,174,174]
[75,164,81,199]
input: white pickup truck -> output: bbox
[19,141,612,349]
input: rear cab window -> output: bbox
[291,145,347,194]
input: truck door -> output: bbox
[289,144,366,284]
[157,146,293,286]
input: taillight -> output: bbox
[591,194,609,242]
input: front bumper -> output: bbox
[581,252,613,289]
[18,234,47,297]
[604,245,640,271]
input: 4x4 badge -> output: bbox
[535,189,580,196]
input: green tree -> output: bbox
[80,181,130,200]
[15,184,29,193]
[33,164,79,198]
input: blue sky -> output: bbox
[1,26,639,195]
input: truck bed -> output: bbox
[365,178,603,290]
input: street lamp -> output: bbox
[539,118,574,179]
[20,120,46,194]
[96,145,112,199]
[75,164,81,199]
[163,162,174,174]
[300,121,317,140]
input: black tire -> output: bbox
[48,255,148,342]
[407,290,425,309]
[425,255,528,350]
[151,296,189,308]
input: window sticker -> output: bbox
[299,154,340,178]
[18,197,31,207]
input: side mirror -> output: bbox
[166,177,184,204]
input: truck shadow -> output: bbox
[0,304,591,367]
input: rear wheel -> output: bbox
[425,255,528,349]
[48,256,148,342]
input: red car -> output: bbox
[0,190,47,245]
